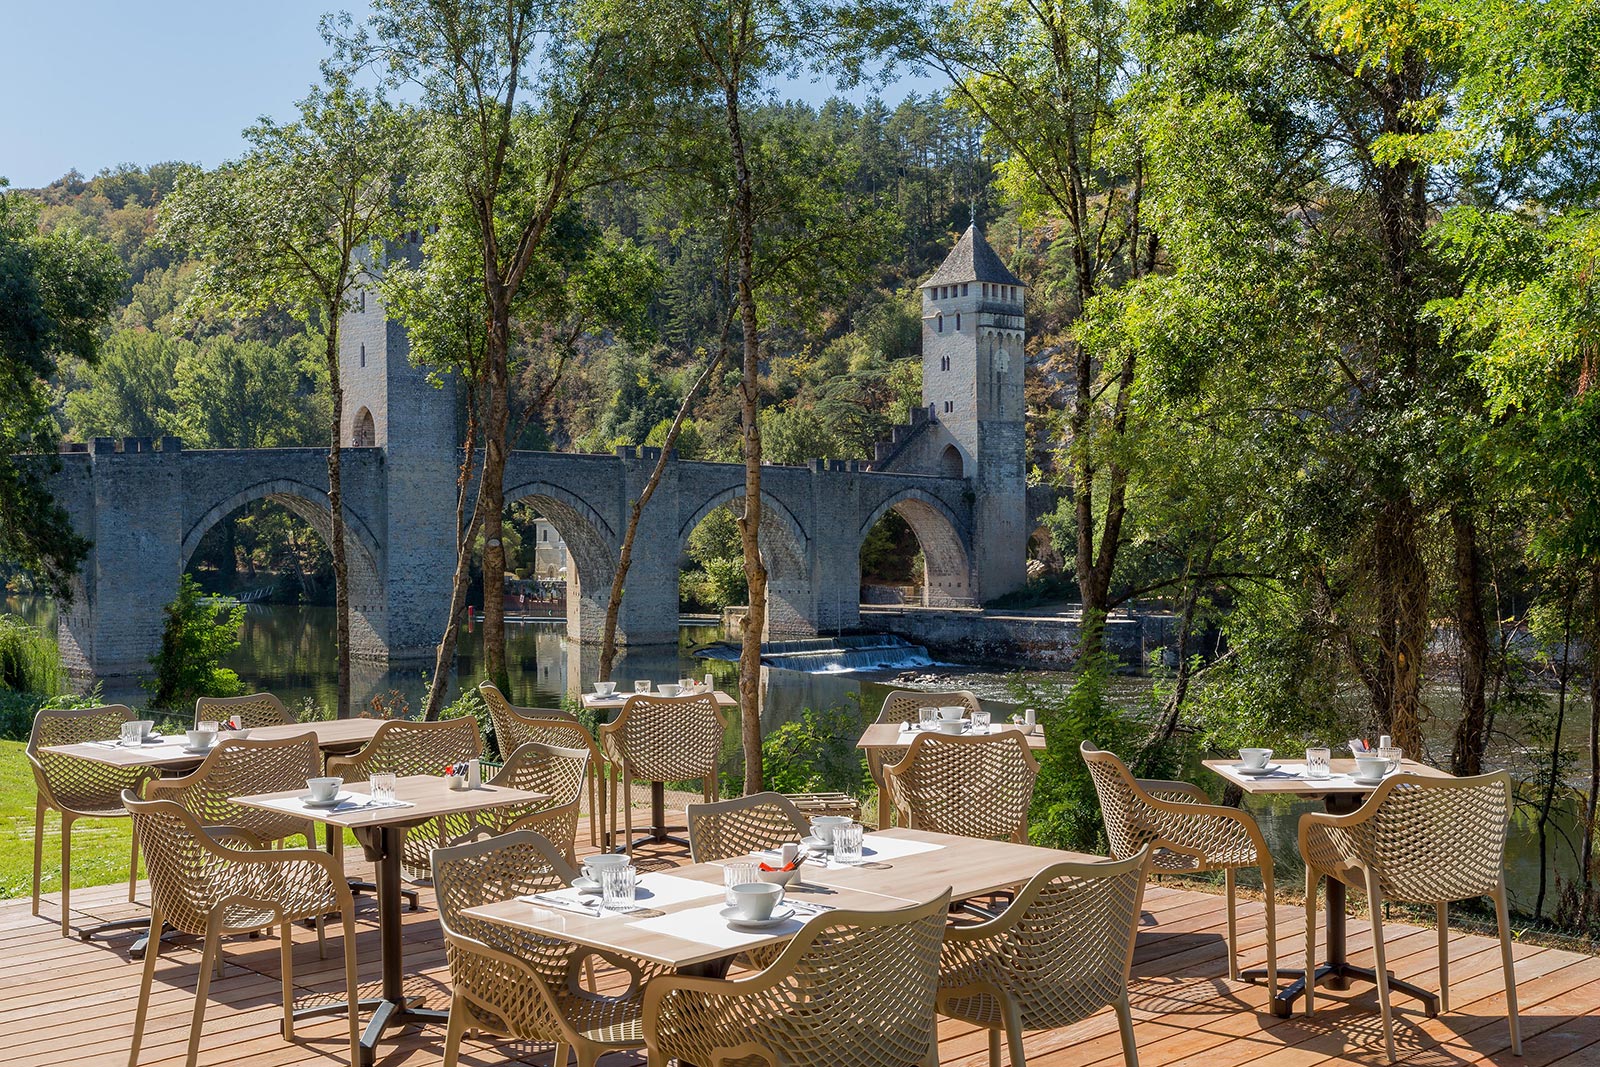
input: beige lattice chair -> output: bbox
[124,792,360,1067]
[599,692,725,855]
[479,681,605,847]
[644,890,952,1067]
[27,705,157,935]
[194,692,292,729]
[433,829,665,1067]
[1081,741,1277,991]
[885,731,1040,843]
[940,848,1151,1067]
[438,741,588,863]
[326,715,482,879]
[869,689,982,829]
[687,791,810,863]
[1300,771,1519,1063]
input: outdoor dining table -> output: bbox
[234,774,551,1067]
[856,721,1046,829]
[1204,757,1453,1018]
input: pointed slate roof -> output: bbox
[920,224,1025,290]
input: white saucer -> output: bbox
[183,743,218,754]
[1234,763,1280,776]
[720,904,796,929]
[800,835,831,853]
[572,877,602,895]
[300,792,352,809]
[1350,775,1388,786]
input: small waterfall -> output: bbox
[694,633,938,674]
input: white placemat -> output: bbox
[754,833,945,867]
[252,795,414,816]
[1212,764,1354,786]
[627,901,807,950]
[631,872,726,907]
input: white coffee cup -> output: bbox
[594,680,617,696]
[935,719,965,735]
[731,881,783,921]
[307,776,342,802]
[1355,755,1392,780]
[582,854,630,882]
[186,728,217,751]
[1239,748,1273,770]
[809,815,851,849]
[657,683,682,697]
[936,706,964,721]
[135,719,156,739]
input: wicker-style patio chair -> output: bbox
[479,681,605,847]
[644,890,952,1067]
[687,791,810,863]
[27,705,156,936]
[885,731,1040,843]
[327,716,482,879]
[598,692,725,855]
[868,689,982,830]
[438,741,588,863]
[939,848,1151,1067]
[194,692,292,729]
[1082,741,1278,991]
[1299,771,1519,1063]
[124,792,360,1067]
[432,829,664,1067]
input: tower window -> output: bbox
[955,313,961,330]
[941,356,950,371]
[944,400,954,413]
[982,283,989,298]
[961,283,969,296]
[936,313,943,333]
[359,343,366,368]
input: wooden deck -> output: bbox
[7,824,1599,1067]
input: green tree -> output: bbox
[145,575,246,708]
[159,79,409,718]
[171,336,324,449]
[62,330,188,440]
[0,180,123,597]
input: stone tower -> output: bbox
[919,224,1028,600]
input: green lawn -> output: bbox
[0,740,139,901]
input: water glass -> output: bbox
[972,709,991,733]
[723,861,758,906]
[834,822,864,864]
[602,864,637,910]
[1305,746,1331,779]
[917,706,937,730]
[120,721,143,747]
[633,680,651,695]
[678,677,695,693]
[1378,746,1404,774]
[198,720,220,734]
[370,772,397,803]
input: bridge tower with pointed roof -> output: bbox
[918,223,1028,601]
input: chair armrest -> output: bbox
[1136,779,1207,804]
[200,823,274,850]
[441,928,569,1042]
[1139,794,1267,866]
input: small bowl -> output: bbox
[594,681,617,696]
[757,865,803,887]
[657,683,682,697]
[221,727,251,741]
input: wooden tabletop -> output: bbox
[580,688,736,710]
[41,716,387,768]
[1203,758,1451,795]
[461,828,1103,969]
[233,774,550,829]
[856,722,1046,751]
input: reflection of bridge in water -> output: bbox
[45,225,1043,679]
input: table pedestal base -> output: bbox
[1243,962,1440,1019]
[612,781,691,853]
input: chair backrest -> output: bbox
[1357,772,1512,901]
[478,681,593,755]
[687,791,810,862]
[1080,741,1159,860]
[886,731,1039,842]
[326,716,483,782]
[977,849,1150,1030]
[27,704,150,812]
[122,791,226,935]
[606,693,725,782]
[490,741,589,809]
[876,689,981,726]
[195,692,291,729]
[144,733,321,843]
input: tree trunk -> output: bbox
[1155,539,1214,742]
[599,344,725,680]
[424,376,485,720]
[1373,496,1428,754]
[323,321,353,719]
[1535,593,1574,920]
[480,302,512,693]
[1449,507,1490,775]
[1583,565,1600,917]
[726,73,766,794]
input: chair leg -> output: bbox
[553,1040,570,1066]
[442,994,466,1067]
[280,921,295,1040]
[1261,861,1278,993]
[315,914,327,959]
[60,814,73,937]
[128,906,163,1067]
[988,1027,1002,1067]
[128,825,140,903]
[188,918,224,1067]
[31,799,44,917]
[1304,866,1318,1016]
[1004,1003,1027,1067]
[587,768,599,847]
[1224,867,1239,981]
[342,910,361,1066]
[1493,882,1521,1055]
[1436,901,1449,1014]
[623,771,635,857]
[1115,992,1140,1067]
[1364,868,1396,1064]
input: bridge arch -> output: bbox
[503,480,619,642]
[858,485,975,607]
[677,485,813,637]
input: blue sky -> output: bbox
[2,1,946,190]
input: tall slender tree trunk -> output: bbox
[480,301,513,692]
[324,319,352,718]
[1450,507,1491,775]
[1374,496,1428,754]
[1583,565,1600,916]
[725,72,766,794]
[1535,594,1574,919]
[424,378,484,720]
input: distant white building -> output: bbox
[531,517,567,579]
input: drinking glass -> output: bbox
[917,706,937,730]
[1305,746,1331,779]
[723,861,758,906]
[678,677,695,693]
[602,864,637,910]
[972,709,991,733]
[120,721,143,747]
[370,772,397,804]
[834,823,864,865]
[633,680,651,695]
[1378,746,1404,774]
[198,720,220,734]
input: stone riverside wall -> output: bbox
[861,607,1177,671]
